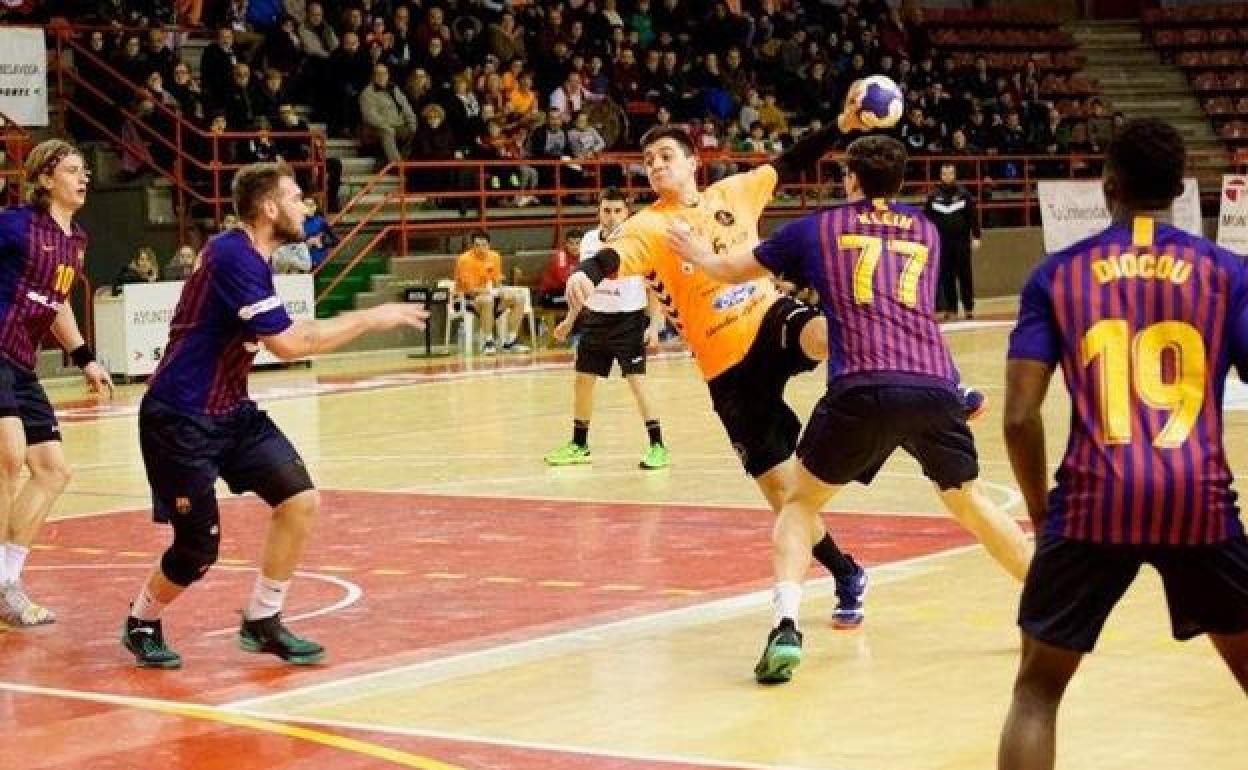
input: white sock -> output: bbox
[772,581,803,628]
[245,575,291,621]
[131,583,167,621]
[5,544,28,585]
[0,543,8,584]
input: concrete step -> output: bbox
[326,138,362,159]
[339,156,379,176]
[1086,71,1188,87]
[1067,21,1140,34]
[1089,51,1162,66]
[1097,86,1197,100]
[1073,29,1143,43]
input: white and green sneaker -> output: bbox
[639,443,671,470]
[544,442,591,466]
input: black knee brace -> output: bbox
[159,492,221,586]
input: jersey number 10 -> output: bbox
[1081,320,1206,449]
[838,235,930,308]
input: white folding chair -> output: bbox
[437,279,475,351]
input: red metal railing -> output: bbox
[50,27,327,240]
[0,108,29,207]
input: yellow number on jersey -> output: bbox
[53,264,76,294]
[839,235,930,308]
[1081,320,1206,448]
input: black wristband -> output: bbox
[70,344,95,368]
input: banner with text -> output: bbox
[0,27,47,126]
[1217,175,1248,256]
[1037,178,1202,254]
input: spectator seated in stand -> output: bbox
[164,245,199,281]
[113,247,161,295]
[538,229,582,309]
[453,230,532,355]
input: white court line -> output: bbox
[0,680,825,770]
[225,543,984,711]
[27,564,362,635]
[224,710,832,770]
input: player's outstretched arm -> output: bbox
[665,222,769,283]
[768,80,868,183]
[1003,359,1056,532]
[262,303,430,359]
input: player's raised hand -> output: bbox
[82,360,114,399]
[565,272,596,312]
[369,303,430,330]
[837,79,870,133]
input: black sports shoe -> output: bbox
[238,613,326,665]
[122,616,182,669]
[753,618,803,684]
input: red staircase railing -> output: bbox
[0,108,30,207]
[50,26,327,242]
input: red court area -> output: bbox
[2,491,977,769]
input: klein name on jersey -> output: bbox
[1091,251,1192,285]
[856,211,914,229]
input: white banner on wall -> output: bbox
[1217,175,1248,256]
[94,275,315,378]
[0,27,48,126]
[1037,178,1202,254]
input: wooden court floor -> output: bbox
[3,303,1246,770]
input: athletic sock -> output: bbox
[5,544,28,584]
[645,419,662,446]
[772,581,803,628]
[0,544,8,583]
[245,575,291,621]
[131,583,167,621]
[811,533,857,577]
[573,419,589,448]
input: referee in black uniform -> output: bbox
[925,162,982,321]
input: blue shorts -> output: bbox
[1020,534,1248,652]
[139,395,312,524]
[0,355,59,444]
[797,384,979,489]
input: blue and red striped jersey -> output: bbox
[147,229,293,416]
[1008,216,1248,545]
[0,205,87,370]
[755,198,959,393]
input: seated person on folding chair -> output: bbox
[453,230,531,354]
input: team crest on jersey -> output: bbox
[713,283,757,310]
[680,261,695,274]
[714,210,735,226]
[175,497,191,515]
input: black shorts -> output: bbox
[1019,534,1248,653]
[575,309,648,378]
[797,384,978,489]
[707,297,820,478]
[0,356,60,444]
[139,395,314,524]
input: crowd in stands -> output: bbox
[58,0,1125,203]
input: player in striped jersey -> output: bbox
[671,135,1031,684]
[0,140,112,627]
[1000,119,1248,769]
[121,163,428,669]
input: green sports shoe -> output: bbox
[122,616,182,669]
[239,613,325,665]
[544,441,591,466]
[754,619,803,684]
[639,442,671,470]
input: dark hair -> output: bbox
[1106,118,1185,211]
[470,229,490,242]
[639,125,696,157]
[565,228,585,240]
[231,161,294,222]
[599,186,629,205]
[845,135,908,198]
